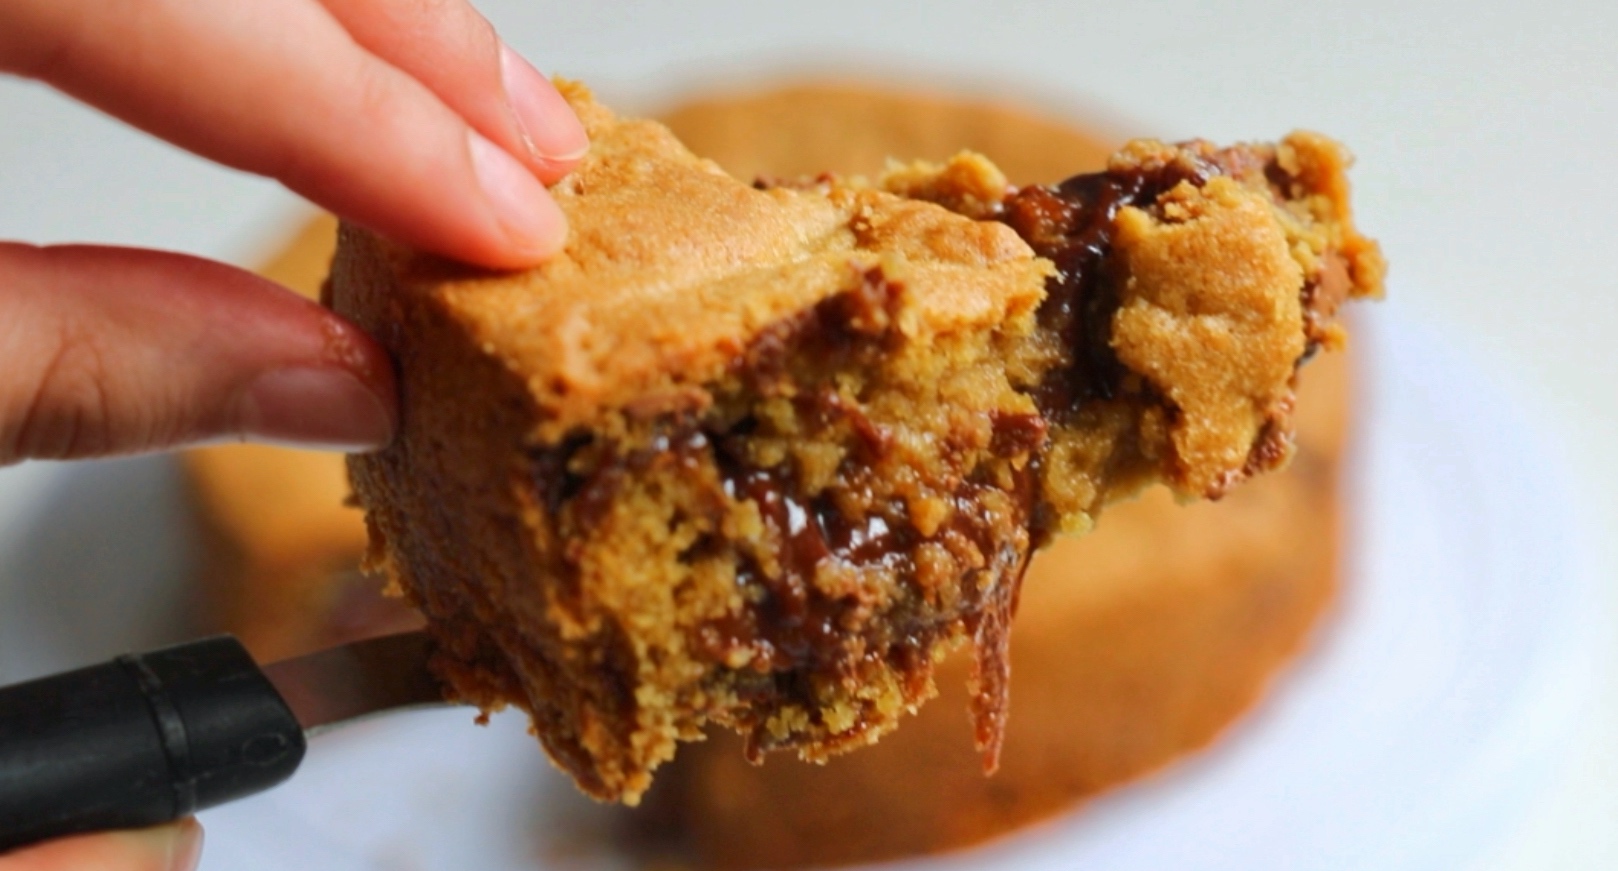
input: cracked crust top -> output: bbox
[360,81,1050,443]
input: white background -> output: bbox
[2,0,1616,867]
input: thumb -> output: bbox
[0,819,203,871]
[0,242,395,464]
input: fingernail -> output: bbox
[170,819,203,871]
[236,367,395,452]
[468,130,568,260]
[119,819,203,871]
[500,45,589,163]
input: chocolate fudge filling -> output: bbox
[528,264,1043,768]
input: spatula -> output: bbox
[0,631,449,852]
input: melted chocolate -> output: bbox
[738,262,901,396]
[1301,248,1354,360]
[987,411,1047,459]
[529,431,594,517]
[714,462,912,673]
[525,264,1045,760]
[1001,160,1208,418]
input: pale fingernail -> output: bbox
[468,130,568,260]
[118,819,203,871]
[169,819,203,871]
[500,45,589,162]
[236,367,395,452]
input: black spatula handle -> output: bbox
[0,636,305,852]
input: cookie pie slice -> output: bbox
[327,81,1381,803]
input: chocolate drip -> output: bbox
[712,461,913,673]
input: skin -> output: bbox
[0,0,586,866]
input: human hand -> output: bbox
[0,820,201,871]
[0,0,586,467]
[0,0,586,866]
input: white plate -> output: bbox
[0,310,1600,870]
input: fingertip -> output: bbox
[233,366,396,453]
[117,818,202,871]
[0,244,406,463]
[500,44,589,173]
[169,819,204,871]
[531,152,586,184]
[467,130,569,268]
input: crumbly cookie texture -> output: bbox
[327,80,1381,804]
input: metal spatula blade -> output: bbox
[265,630,447,736]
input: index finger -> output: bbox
[318,0,589,183]
[0,0,570,269]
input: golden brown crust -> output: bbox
[421,81,1049,444]
[1109,174,1305,495]
[330,81,1376,803]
